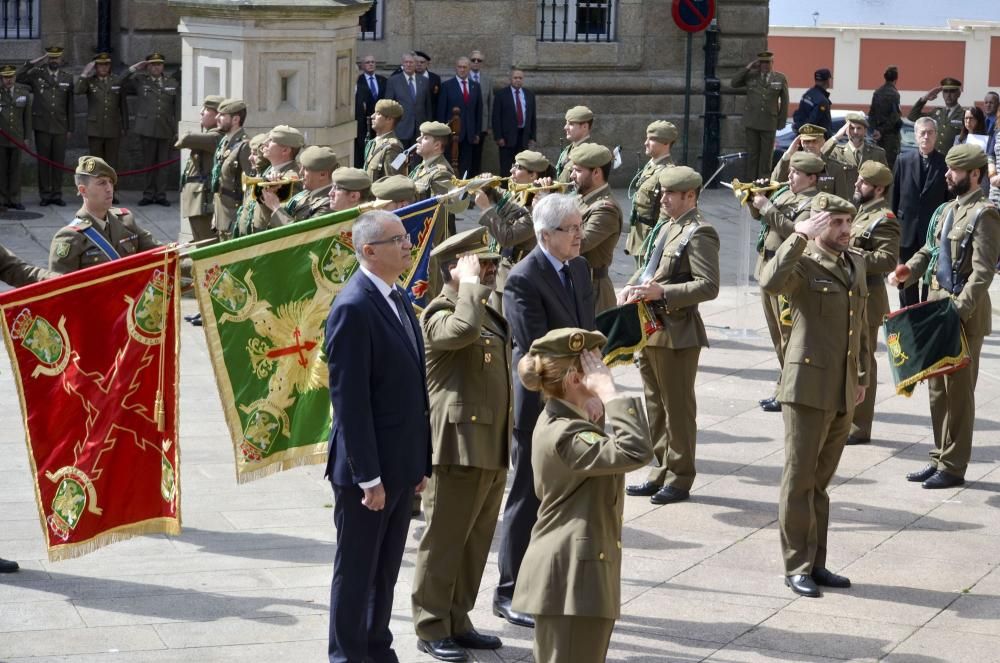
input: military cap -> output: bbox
[430,227,501,262]
[76,155,118,185]
[945,143,988,171]
[331,167,372,191]
[797,124,827,141]
[201,95,225,110]
[845,112,869,128]
[419,121,452,137]
[757,51,774,62]
[571,143,613,168]
[249,132,269,153]
[374,98,404,119]
[146,52,166,64]
[529,327,607,358]
[514,150,550,173]
[298,146,340,172]
[267,125,305,149]
[789,151,825,175]
[564,105,594,123]
[218,98,246,114]
[372,175,417,202]
[93,52,112,64]
[646,120,678,144]
[44,46,64,57]
[940,77,962,90]
[658,165,702,192]
[858,161,893,187]
[811,193,856,216]
[414,50,432,61]
[0,65,16,78]
[814,68,832,82]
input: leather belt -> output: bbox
[592,266,609,279]
[220,188,242,202]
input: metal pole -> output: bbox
[97,0,112,53]
[700,19,723,185]
[682,31,692,166]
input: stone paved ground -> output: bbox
[0,188,998,662]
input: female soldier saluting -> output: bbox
[512,328,652,663]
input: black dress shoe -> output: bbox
[39,199,50,207]
[10,203,24,211]
[758,395,776,405]
[845,435,870,446]
[190,316,203,327]
[493,599,535,628]
[650,485,690,505]
[626,481,662,497]
[51,199,66,206]
[922,470,964,489]
[453,629,501,650]
[906,464,937,482]
[185,313,202,325]
[761,398,782,412]
[0,558,19,573]
[417,637,468,662]
[138,198,154,206]
[811,567,851,588]
[155,198,171,207]
[785,574,821,597]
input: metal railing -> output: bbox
[538,0,616,42]
[1,0,38,39]
[359,0,381,41]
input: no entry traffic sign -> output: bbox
[672,0,715,33]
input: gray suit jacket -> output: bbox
[385,72,432,143]
[472,71,493,134]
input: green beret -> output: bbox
[218,98,246,114]
[93,53,112,64]
[76,155,118,185]
[529,327,607,358]
[658,165,702,192]
[564,105,594,123]
[646,120,678,144]
[845,112,868,128]
[811,193,856,216]
[45,46,64,57]
[375,98,404,119]
[249,132,269,152]
[268,125,305,149]
[514,150,550,173]
[146,52,166,64]
[371,175,417,202]
[0,65,16,77]
[757,51,774,62]
[298,146,339,172]
[940,77,962,90]
[945,143,988,171]
[797,124,826,141]
[789,151,825,175]
[858,160,892,187]
[331,167,372,192]
[430,227,501,262]
[202,95,225,110]
[420,121,452,138]
[571,143,613,169]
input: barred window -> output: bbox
[538,0,617,42]
[359,0,383,41]
[2,0,39,39]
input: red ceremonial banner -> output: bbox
[0,249,181,560]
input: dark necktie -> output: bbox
[368,75,378,99]
[408,76,416,101]
[461,79,469,104]
[560,264,581,324]
[515,89,524,128]
[935,207,956,292]
[390,288,419,354]
[920,154,930,186]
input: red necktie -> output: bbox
[461,79,469,103]
[514,89,524,127]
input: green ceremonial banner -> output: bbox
[188,209,361,482]
[883,297,971,397]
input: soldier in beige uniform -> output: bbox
[49,157,160,274]
[411,228,510,662]
[231,132,270,239]
[0,65,31,210]
[175,95,224,243]
[511,328,652,663]
[621,167,720,505]
[731,51,790,181]
[247,125,304,233]
[127,53,179,206]
[264,145,337,225]
[364,99,406,179]
[372,174,416,210]
[751,151,823,412]
[772,124,851,200]
[845,161,900,446]
[212,99,252,240]
[570,143,623,315]
[555,106,594,183]
[821,112,888,186]
[625,121,676,266]
[760,193,869,598]
[16,47,74,206]
[890,144,1000,488]
[75,53,132,196]
[907,77,965,153]
[328,168,373,212]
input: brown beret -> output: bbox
[945,143,988,171]
[218,98,246,114]
[298,146,340,172]
[331,167,372,192]
[571,143,613,168]
[374,99,404,119]
[202,95,225,110]
[646,120,678,144]
[858,161,892,187]
[76,155,118,185]
[514,150,550,173]
[372,175,417,202]
[564,105,594,123]
[267,125,305,149]
[811,193,856,216]
[845,112,868,128]
[419,121,452,138]
[789,151,825,175]
[529,328,606,358]
[658,165,702,192]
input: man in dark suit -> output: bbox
[892,116,950,307]
[325,209,433,663]
[354,55,386,167]
[437,57,482,178]
[385,52,433,147]
[493,67,537,176]
[494,192,597,629]
[414,51,442,112]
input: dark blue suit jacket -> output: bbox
[325,270,432,490]
[891,149,950,248]
[492,86,536,147]
[436,77,482,143]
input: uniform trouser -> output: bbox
[878,133,901,170]
[639,345,701,490]
[0,146,21,205]
[850,321,882,440]
[779,402,853,576]
[593,274,615,316]
[533,615,615,663]
[140,135,169,200]
[927,332,983,478]
[496,426,540,603]
[411,465,506,640]
[187,213,216,244]
[213,197,238,240]
[88,136,121,170]
[35,130,67,201]
[745,127,776,181]
[762,287,791,396]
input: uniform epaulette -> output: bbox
[111,207,130,216]
[885,211,896,219]
[846,246,865,256]
[67,218,93,231]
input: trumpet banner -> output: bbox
[0,249,181,561]
[883,297,971,397]
[596,301,661,367]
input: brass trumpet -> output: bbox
[508,181,574,194]
[726,178,787,206]
[449,175,509,188]
[241,174,302,204]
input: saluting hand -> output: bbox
[794,210,831,240]
[454,254,481,282]
[362,483,386,511]
[580,349,617,403]
[925,86,942,101]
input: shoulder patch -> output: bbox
[53,242,72,258]
[576,431,605,445]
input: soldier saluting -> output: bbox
[17,46,74,207]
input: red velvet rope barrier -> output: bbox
[0,127,180,175]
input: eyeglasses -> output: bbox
[367,234,411,247]
[470,58,483,63]
[553,224,583,236]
